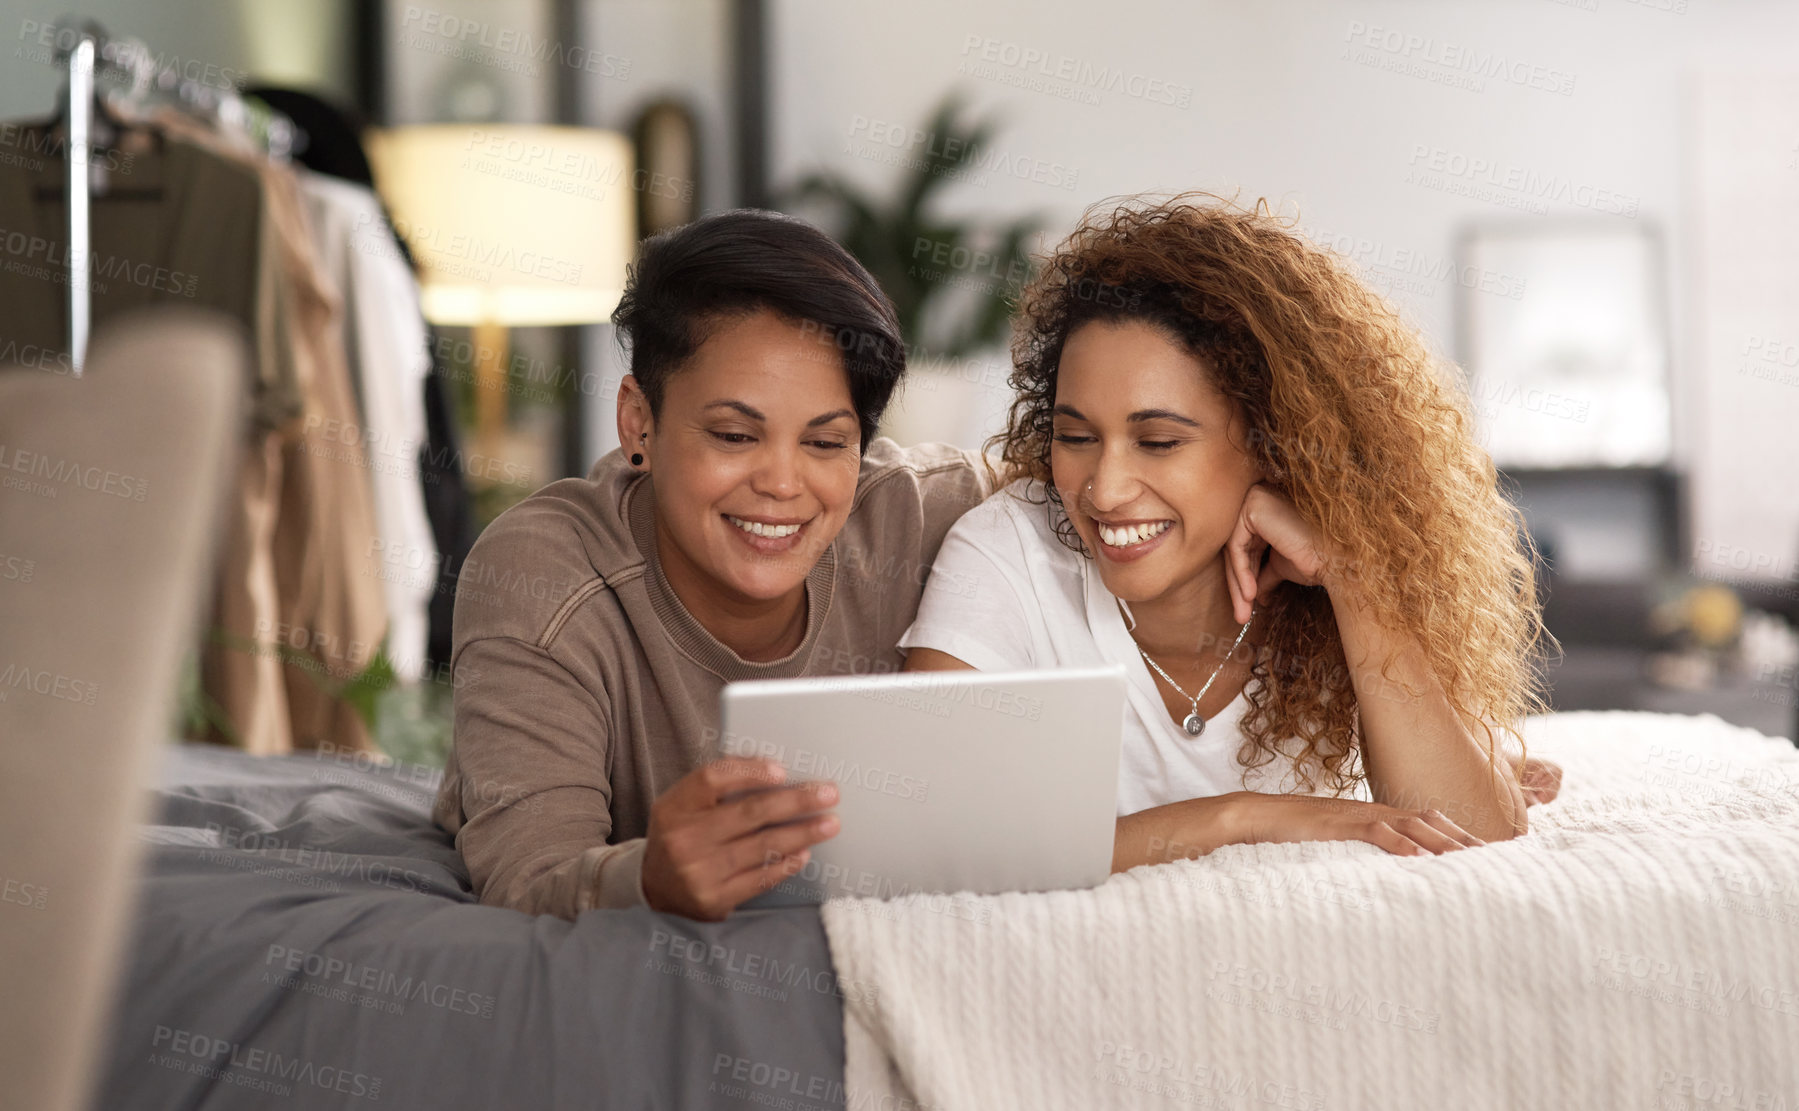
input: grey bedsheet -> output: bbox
[96,743,848,1111]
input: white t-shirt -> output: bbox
[900,479,1353,817]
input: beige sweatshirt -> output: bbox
[433,438,993,918]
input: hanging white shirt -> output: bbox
[899,478,1354,816]
[299,171,437,682]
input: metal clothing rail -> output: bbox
[54,22,146,376]
[63,28,95,374]
[48,20,302,375]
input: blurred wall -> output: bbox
[1,0,352,117]
[374,0,739,468]
[574,0,736,464]
[767,0,1799,584]
[6,0,1794,584]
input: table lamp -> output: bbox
[366,124,635,469]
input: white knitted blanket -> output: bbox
[820,711,1799,1110]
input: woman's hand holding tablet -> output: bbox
[640,758,841,920]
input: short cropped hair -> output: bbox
[611,209,906,449]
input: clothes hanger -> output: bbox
[34,25,165,203]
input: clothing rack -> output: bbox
[49,19,302,374]
[60,25,94,373]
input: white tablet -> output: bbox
[716,666,1126,906]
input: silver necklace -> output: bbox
[1126,608,1253,737]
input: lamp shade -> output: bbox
[366,124,635,326]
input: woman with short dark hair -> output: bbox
[433,209,993,921]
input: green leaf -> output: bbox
[339,646,399,727]
[776,91,1047,362]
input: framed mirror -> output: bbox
[1456,220,1672,469]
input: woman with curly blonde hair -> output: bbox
[902,192,1557,869]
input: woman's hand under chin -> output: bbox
[1222,483,1343,624]
[1218,482,1536,843]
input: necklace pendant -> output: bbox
[1182,711,1206,737]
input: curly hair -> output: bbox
[988,192,1551,795]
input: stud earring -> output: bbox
[630,433,645,467]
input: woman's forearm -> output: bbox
[1325,578,1527,841]
[1112,795,1244,872]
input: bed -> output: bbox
[99,742,847,1111]
[102,709,1799,1110]
[825,710,1799,1110]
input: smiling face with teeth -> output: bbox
[1049,318,1266,612]
[618,310,864,653]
